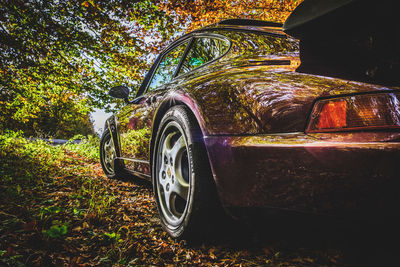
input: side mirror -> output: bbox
[109,86,130,103]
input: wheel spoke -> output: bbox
[163,132,175,153]
[104,140,111,151]
[170,135,185,160]
[171,178,189,201]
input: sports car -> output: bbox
[100,4,400,240]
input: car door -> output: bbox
[116,38,192,178]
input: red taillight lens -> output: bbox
[316,100,347,129]
[307,92,400,132]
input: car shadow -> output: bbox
[210,210,399,266]
[119,173,153,188]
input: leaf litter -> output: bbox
[1,135,395,266]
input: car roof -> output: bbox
[197,19,285,36]
[159,19,288,58]
[161,19,287,51]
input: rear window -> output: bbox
[222,30,299,57]
[179,37,230,75]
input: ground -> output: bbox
[0,134,397,266]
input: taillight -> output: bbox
[316,100,347,129]
[307,92,400,133]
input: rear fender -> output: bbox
[149,91,210,175]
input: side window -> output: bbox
[179,37,229,75]
[148,42,188,91]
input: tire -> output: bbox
[100,129,122,179]
[152,105,220,241]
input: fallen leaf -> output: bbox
[123,213,130,221]
[209,249,216,260]
[73,226,82,232]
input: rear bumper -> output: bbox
[204,132,400,217]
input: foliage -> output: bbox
[43,223,68,239]
[120,126,151,159]
[64,134,100,161]
[159,0,303,32]
[0,0,303,138]
[0,131,64,168]
[0,0,178,137]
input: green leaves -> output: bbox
[101,232,121,244]
[43,224,68,239]
[40,206,63,219]
[0,0,180,138]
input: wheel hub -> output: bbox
[167,166,172,177]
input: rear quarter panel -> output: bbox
[177,63,399,135]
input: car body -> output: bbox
[100,17,400,239]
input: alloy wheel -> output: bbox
[103,137,116,174]
[156,122,190,226]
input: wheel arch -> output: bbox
[149,94,212,179]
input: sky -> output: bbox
[91,108,111,135]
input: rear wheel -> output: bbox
[152,106,220,240]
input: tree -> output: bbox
[0,0,178,137]
[159,0,302,32]
[0,0,302,137]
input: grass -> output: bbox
[0,132,119,265]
